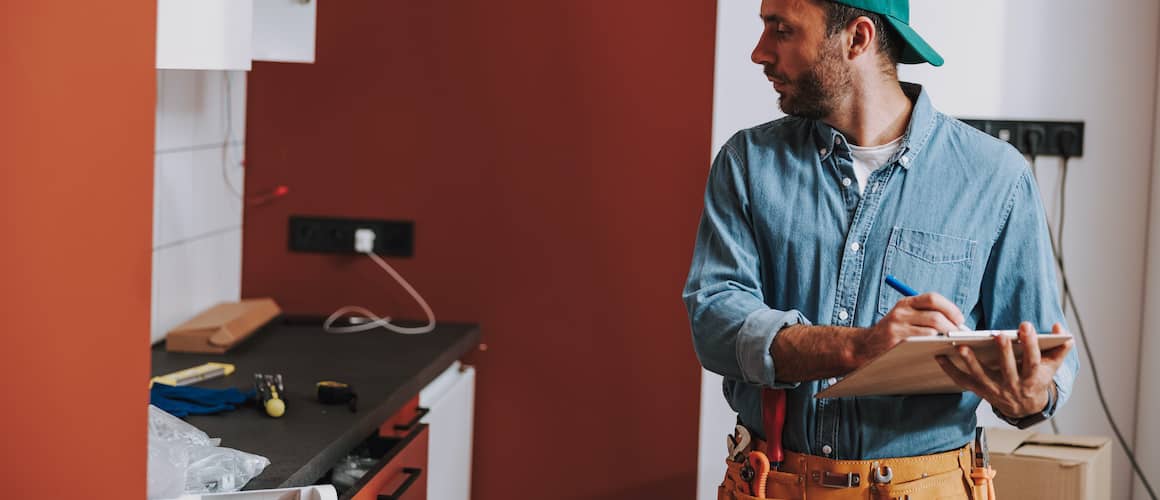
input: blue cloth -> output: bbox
[683,83,1079,460]
[151,383,255,417]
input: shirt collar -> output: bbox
[812,82,936,170]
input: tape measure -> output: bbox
[317,380,358,412]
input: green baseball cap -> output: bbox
[832,0,943,66]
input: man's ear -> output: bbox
[846,16,876,60]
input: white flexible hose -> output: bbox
[323,251,436,335]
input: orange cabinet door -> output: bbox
[379,396,430,439]
[350,425,429,500]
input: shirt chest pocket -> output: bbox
[877,227,977,318]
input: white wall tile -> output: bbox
[153,228,242,342]
[156,70,246,152]
[228,71,247,145]
[153,154,164,248]
[191,71,239,148]
[190,147,244,234]
[155,72,166,152]
[193,145,245,211]
[154,148,243,248]
[156,70,198,151]
[155,151,195,248]
[151,250,162,343]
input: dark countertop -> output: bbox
[151,320,480,490]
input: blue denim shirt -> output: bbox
[683,83,1079,459]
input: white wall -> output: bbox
[700,2,1159,500]
[151,70,246,343]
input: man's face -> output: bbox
[752,0,852,120]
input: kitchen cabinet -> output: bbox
[253,0,317,63]
[420,362,476,500]
[150,322,480,492]
[156,0,253,70]
[156,0,317,70]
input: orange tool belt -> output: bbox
[719,390,998,500]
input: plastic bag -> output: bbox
[148,404,271,499]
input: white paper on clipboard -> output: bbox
[816,332,1073,399]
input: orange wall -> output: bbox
[0,2,155,498]
[243,1,716,498]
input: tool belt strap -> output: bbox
[780,444,972,484]
[745,435,971,479]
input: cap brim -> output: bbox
[884,16,944,67]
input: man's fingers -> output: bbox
[905,309,959,334]
[1018,322,1041,379]
[936,355,982,393]
[994,331,1020,385]
[909,293,966,328]
[956,346,999,394]
[1041,340,1073,368]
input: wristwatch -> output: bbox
[994,384,1057,429]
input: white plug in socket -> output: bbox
[354,228,376,254]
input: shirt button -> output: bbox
[827,377,838,385]
[841,177,852,187]
[838,309,849,321]
[850,242,861,252]
[822,445,833,456]
[900,156,911,165]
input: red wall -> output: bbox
[0,2,155,498]
[243,2,716,498]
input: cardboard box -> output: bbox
[165,298,281,353]
[987,426,1111,500]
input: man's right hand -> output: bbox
[852,293,965,367]
[771,293,966,382]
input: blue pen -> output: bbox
[884,274,920,297]
[884,274,971,333]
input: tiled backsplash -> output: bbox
[151,70,246,343]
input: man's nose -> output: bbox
[751,36,774,66]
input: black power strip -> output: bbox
[961,119,1084,158]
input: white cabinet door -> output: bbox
[252,0,317,63]
[420,363,475,500]
[156,0,253,70]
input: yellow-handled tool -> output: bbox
[255,373,286,418]
[151,362,235,387]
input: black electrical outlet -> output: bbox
[959,119,1084,158]
[289,216,413,257]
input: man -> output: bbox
[683,0,1079,498]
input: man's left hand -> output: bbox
[936,322,1073,418]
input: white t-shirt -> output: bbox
[848,136,903,194]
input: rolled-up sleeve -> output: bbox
[683,142,807,389]
[980,166,1080,418]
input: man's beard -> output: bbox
[771,38,852,120]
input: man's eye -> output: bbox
[775,24,792,36]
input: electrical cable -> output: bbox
[323,251,437,335]
[1029,155,1158,500]
[221,72,243,199]
[1027,153,1062,437]
[1058,156,1070,317]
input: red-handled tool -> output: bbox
[763,388,787,469]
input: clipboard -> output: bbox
[816,331,1073,398]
